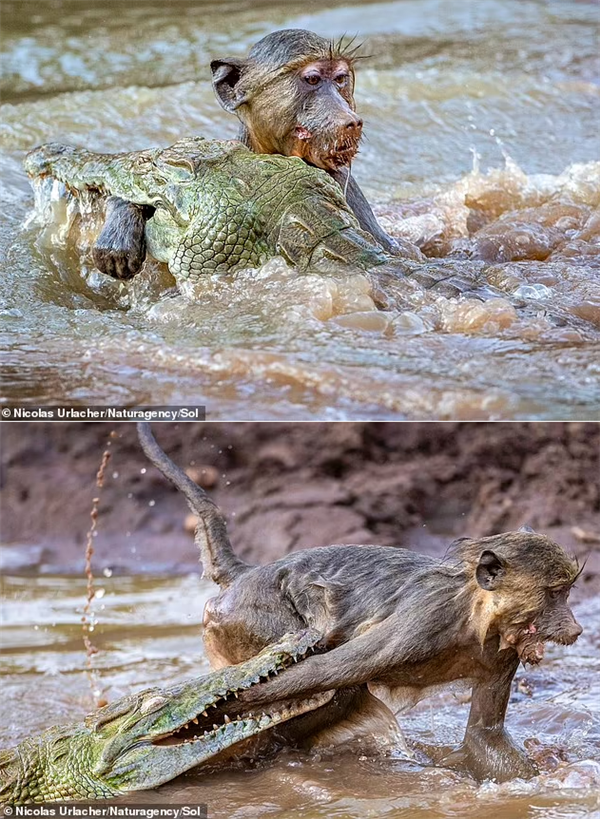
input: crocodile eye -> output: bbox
[140,696,168,715]
[158,160,195,181]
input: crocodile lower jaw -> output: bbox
[152,692,332,747]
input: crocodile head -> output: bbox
[95,630,332,793]
[1,631,332,802]
[23,137,247,225]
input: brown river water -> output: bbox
[1,0,599,419]
[0,573,599,818]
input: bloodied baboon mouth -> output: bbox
[326,137,361,169]
[500,621,582,665]
[292,126,361,170]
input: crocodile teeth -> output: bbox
[202,710,208,717]
[234,691,239,698]
[224,715,231,723]
[192,717,198,724]
[213,724,219,730]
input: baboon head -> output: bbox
[211,29,363,171]
[456,531,583,663]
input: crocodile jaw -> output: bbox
[109,691,333,793]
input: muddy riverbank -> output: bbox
[1,422,598,599]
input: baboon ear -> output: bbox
[476,550,505,590]
[211,58,248,112]
[518,524,535,533]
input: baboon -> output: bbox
[138,423,583,782]
[93,29,401,279]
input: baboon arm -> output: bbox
[467,646,518,731]
[444,646,537,782]
[242,615,405,704]
[92,196,151,279]
[331,169,398,253]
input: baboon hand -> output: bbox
[92,196,148,279]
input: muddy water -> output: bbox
[1,0,599,419]
[0,573,599,817]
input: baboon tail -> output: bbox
[137,423,249,588]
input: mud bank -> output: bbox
[1,422,598,599]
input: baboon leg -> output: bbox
[443,648,537,782]
[202,584,311,668]
[304,686,402,752]
[240,614,404,704]
[332,169,402,254]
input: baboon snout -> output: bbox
[551,612,583,645]
[563,618,583,643]
[343,113,363,131]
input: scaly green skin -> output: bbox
[0,630,329,805]
[24,137,391,283]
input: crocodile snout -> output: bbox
[24,143,74,177]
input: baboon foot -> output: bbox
[442,727,538,783]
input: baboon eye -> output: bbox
[334,73,349,87]
[304,74,321,86]
[548,587,564,601]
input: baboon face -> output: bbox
[473,534,583,664]
[211,29,363,171]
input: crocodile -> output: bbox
[0,631,330,805]
[23,137,475,300]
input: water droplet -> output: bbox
[140,468,147,474]
[149,500,156,507]
[513,283,553,300]
[103,568,113,578]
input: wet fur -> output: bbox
[93,29,401,277]
[138,424,582,783]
